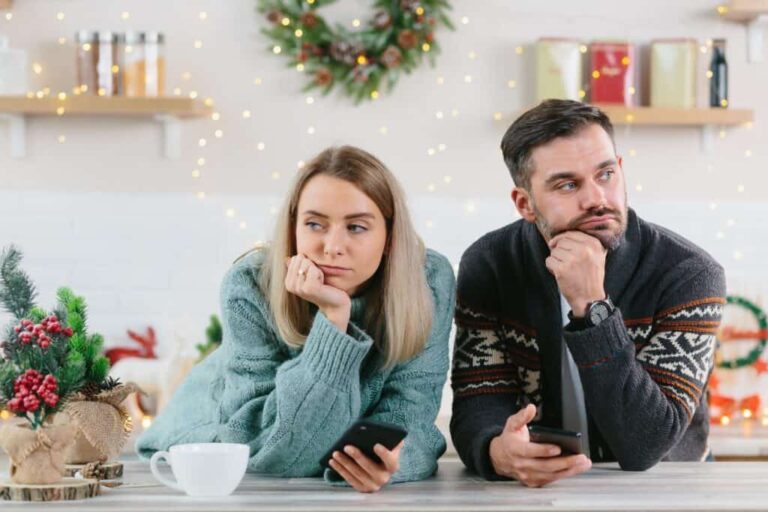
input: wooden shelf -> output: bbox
[0,96,211,118]
[0,96,212,159]
[720,0,768,22]
[593,105,754,126]
[0,0,11,10]
[718,0,768,62]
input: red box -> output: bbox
[590,42,636,106]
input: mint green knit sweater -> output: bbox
[136,248,456,484]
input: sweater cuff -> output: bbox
[472,425,510,481]
[302,312,373,388]
[564,308,630,369]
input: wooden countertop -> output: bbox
[2,456,767,511]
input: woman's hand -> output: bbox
[285,254,351,332]
[328,441,404,493]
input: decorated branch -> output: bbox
[258,0,453,103]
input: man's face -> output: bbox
[512,124,628,250]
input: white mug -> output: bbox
[149,443,249,497]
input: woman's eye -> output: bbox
[348,224,367,233]
[305,221,323,231]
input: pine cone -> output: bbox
[100,376,122,391]
[82,462,105,480]
[80,381,101,398]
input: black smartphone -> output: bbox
[527,425,583,455]
[319,419,408,469]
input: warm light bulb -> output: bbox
[33,63,43,75]
[242,110,251,119]
[226,208,236,218]
[592,70,601,79]
[141,416,153,429]
[56,12,65,21]
[56,107,65,116]
[720,415,730,425]
[58,92,67,100]
[461,16,469,24]
[370,90,379,99]
[281,17,290,26]
[191,169,201,178]
[515,46,524,55]
[273,46,282,54]
[352,19,361,27]
[507,80,517,88]
[743,409,753,419]
[416,7,425,15]
[257,142,265,151]
[214,130,223,138]
[121,11,130,20]
[427,148,436,156]
[295,29,303,37]
[493,112,502,121]
[194,40,203,49]
[272,172,281,180]
[199,11,208,20]
[422,43,431,52]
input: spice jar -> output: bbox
[144,32,166,96]
[120,31,145,97]
[96,31,119,96]
[75,30,98,95]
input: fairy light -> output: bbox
[737,184,745,193]
[745,149,752,157]
[461,16,469,24]
[58,37,67,45]
[628,86,636,95]
[194,40,203,49]
[592,70,601,79]
[635,184,643,192]
[58,135,66,144]
[427,183,436,192]
[507,80,517,88]
[438,144,447,152]
[443,175,453,184]
[56,107,65,116]
[273,46,282,54]
[296,64,305,71]
[706,70,714,79]
[173,87,181,96]
[199,11,208,20]
[716,5,729,15]
[436,76,445,85]
[121,11,130,20]
[257,142,265,151]
[191,169,201,178]
[422,43,431,52]
[700,45,708,54]
[112,65,120,74]
[189,91,198,99]
[5,13,13,21]
[36,91,44,99]
[272,172,281,180]
[626,114,635,123]
[56,12,65,21]
[621,56,630,66]
[307,126,315,135]
[204,97,214,107]
[212,112,221,121]
[370,90,379,99]
[357,55,368,65]
[141,415,153,429]
[295,29,303,37]
[416,7,425,15]
[578,90,586,99]
[57,92,67,100]
[435,111,444,119]
[297,160,305,169]
[464,75,472,83]
[720,415,730,425]
[182,72,192,81]
[744,409,753,419]
[281,17,290,26]
[468,51,477,59]
[379,126,388,135]
[197,157,206,166]
[427,148,436,156]
[515,46,524,55]
[242,110,251,119]
[579,45,588,54]
[254,78,263,86]
[352,19,361,28]
[214,129,223,138]
[198,138,207,148]
[33,63,43,75]
[226,208,236,218]
[0,410,9,420]
[196,192,206,200]
[493,112,503,121]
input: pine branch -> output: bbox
[0,245,37,319]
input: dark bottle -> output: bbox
[710,39,728,108]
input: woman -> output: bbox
[137,146,456,492]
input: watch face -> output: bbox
[589,303,611,325]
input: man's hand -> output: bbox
[328,441,404,493]
[285,254,352,332]
[489,404,592,487]
[546,231,607,317]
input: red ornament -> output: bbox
[754,358,768,375]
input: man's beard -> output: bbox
[533,203,628,251]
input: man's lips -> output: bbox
[579,215,616,228]
[318,265,351,276]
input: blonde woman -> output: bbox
[137,146,456,492]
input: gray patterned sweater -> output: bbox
[450,208,725,479]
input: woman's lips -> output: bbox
[318,265,352,277]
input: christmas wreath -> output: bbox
[258,0,454,103]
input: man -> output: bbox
[450,99,725,487]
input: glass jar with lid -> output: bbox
[144,32,165,96]
[120,31,145,97]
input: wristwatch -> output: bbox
[584,296,615,327]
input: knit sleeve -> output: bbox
[215,262,375,477]
[449,245,534,480]
[564,261,726,470]
[329,249,456,485]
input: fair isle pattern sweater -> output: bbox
[450,209,725,479]
[137,248,456,484]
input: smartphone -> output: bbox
[319,419,408,469]
[527,425,584,455]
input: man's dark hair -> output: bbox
[500,99,615,190]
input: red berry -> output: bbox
[44,393,59,407]
[62,327,74,337]
[14,326,21,333]
[21,319,32,327]
[7,398,22,413]
[22,395,40,412]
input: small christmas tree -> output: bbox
[195,314,222,361]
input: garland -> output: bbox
[258,0,453,103]
[717,295,767,369]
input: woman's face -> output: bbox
[295,175,388,295]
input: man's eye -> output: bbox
[599,169,615,181]
[558,182,576,191]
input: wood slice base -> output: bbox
[64,461,123,480]
[0,477,99,501]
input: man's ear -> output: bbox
[511,187,536,223]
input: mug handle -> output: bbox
[150,451,183,492]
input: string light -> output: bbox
[635,184,643,192]
[427,148,436,156]
[579,45,588,54]
[578,90,586,99]
[438,144,447,152]
[592,70,601,79]
[141,416,153,429]
[273,46,282,54]
[443,175,453,184]
[226,208,236,218]
[379,126,388,135]
[58,37,67,45]
[427,183,436,192]
[58,92,67,100]
[189,91,198,99]
[197,157,206,166]
[297,160,305,169]
[295,29,303,37]
[461,16,469,24]
[5,13,13,21]
[720,415,730,425]
[214,130,223,138]
[121,11,130,20]
[281,17,290,26]
[0,410,10,420]
[199,11,208,20]
[464,75,472,83]
[743,409,753,419]
[33,63,43,75]
[515,46,524,55]
[56,12,65,21]
[352,19,361,27]
[436,76,445,85]
[196,192,206,200]
[507,80,517,88]
[204,97,214,107]
[191,169,201,178]
[211,112,221,121]
[173,87,182,96]
[307,126,315,135]
[493,112,503,121]
[198,138,207,147]
[422,43,431,52]
[370,90,379,99]
[435,111,444,119]
[194,40,203,49]
[716,5,729,15]
[745,149,752,157]
[242,110,251,119]
[58,135,67,144]
[257,142,265,151]
[56,107,65,116]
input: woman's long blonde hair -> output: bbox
[259,145,433,367]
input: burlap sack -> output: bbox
[0,423,76,484]
[53,383,141,464]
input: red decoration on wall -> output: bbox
[104,327,157,365]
